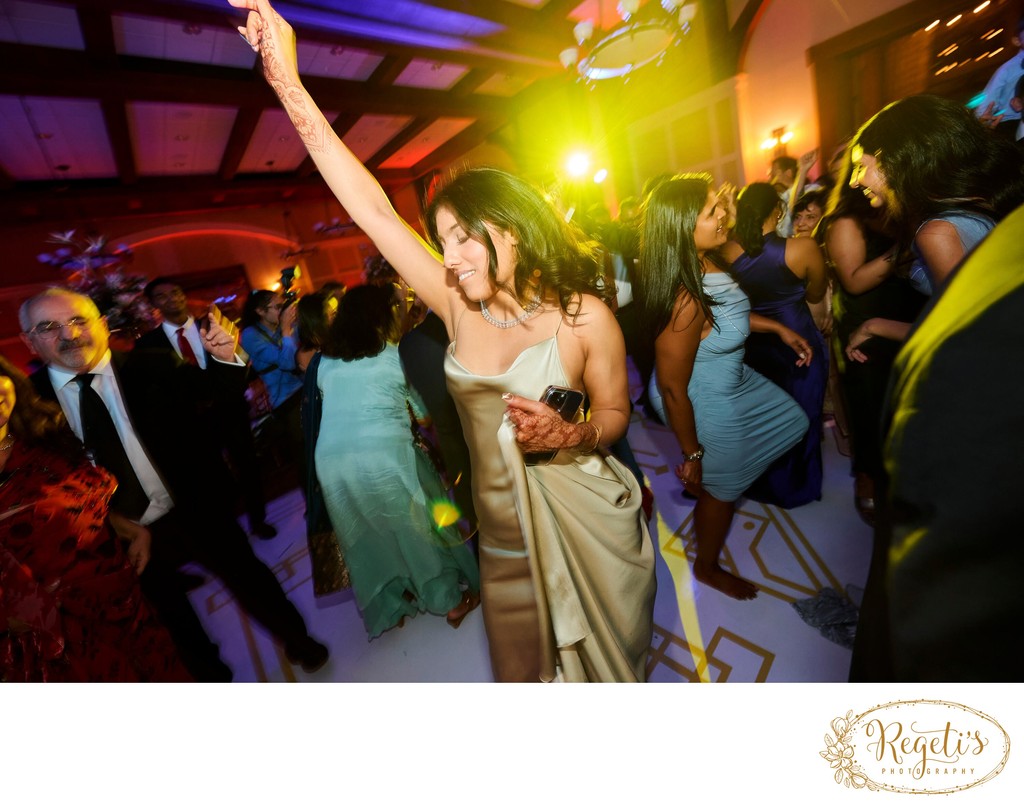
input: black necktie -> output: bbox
[75,373,151,519]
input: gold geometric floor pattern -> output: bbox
[661,502,849,603]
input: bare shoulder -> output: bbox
[916,218,959,241]
[563,292,616,330]
[720,240,745,263]
[785,234,823,262]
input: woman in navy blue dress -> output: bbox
[722,182,828,508]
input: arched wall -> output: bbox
[737,0,907,181]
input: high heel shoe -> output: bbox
[446,590,480,629]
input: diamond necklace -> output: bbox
[479,296,541,329]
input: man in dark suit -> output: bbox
[136,277,276,539]
[20,288,328,681]
[850,203,1024,681]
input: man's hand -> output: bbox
[200,306,241,363]
[978,101,1005,129]
[109,511,152,575]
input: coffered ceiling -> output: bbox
[0,0,616,223]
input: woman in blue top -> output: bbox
[240,289,305,491]
[844,94,1023,357]
[635,174,812,600]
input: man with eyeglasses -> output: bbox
[19,288,329,681]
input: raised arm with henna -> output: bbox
[230,0,455,327]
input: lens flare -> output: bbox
[431,499,462,528]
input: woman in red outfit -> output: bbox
[0,354,190,682]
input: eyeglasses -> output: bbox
[27,316,94,339]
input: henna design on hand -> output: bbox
[509,409,603,454]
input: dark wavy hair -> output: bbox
[424,167,608,315]
[323,284,398,360]
[635,173,720,348]
[295,292,330,352]
[733,182,781,257]
[793,188,828,218]
[240,289,278,330]
[853,94,1024,231]
[0,353,80,455]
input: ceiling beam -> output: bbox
[367,117,438,171]
[76,5,137,184]
[100,98,138,185]
[0,173,390,224]
[451,69,494,97]
[218,105,264,180]
[409,117,513,178]
[367,54,413,87]
[267,0,568,63]
[0,44,509,120]
[70,0,557,75]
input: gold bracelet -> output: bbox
[575,422,602,453]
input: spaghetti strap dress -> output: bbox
[648,271,809,502]
[444,319,656,682]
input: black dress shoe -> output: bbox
[250,521,278,539]
[285,637,329,673]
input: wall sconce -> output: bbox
[760,126,794,157]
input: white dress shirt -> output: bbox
[161,316,207,369]
[48,351,174,525]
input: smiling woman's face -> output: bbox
[793,202,823,237]
[850,146,891,210]
[434,206,517,301]
[693,188,727,253]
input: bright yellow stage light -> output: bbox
[565,152,591,177]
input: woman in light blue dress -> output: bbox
[635,174,811,600]
[309,285,479,639]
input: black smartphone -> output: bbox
[523,385,585,466]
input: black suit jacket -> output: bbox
[135,323,185,353]
[31,349,246,510]
[850,203,1024,682]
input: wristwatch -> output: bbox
[684,444,705,462]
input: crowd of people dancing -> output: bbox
[3,0,1022,682]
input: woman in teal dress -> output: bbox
[308,284,479,639]
[635,174,811,600]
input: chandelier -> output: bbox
[560,0,698,82]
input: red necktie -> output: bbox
[176,327,199,366]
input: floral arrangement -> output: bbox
[37,230,156,338]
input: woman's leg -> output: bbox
[692,492,757,600]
